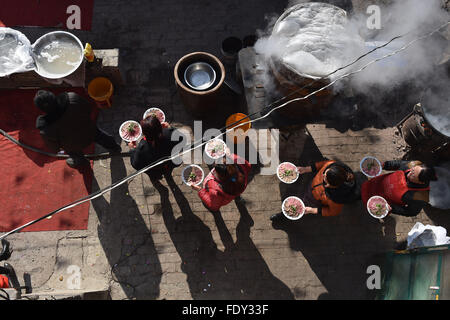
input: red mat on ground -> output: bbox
[0,0,94,30]
[0,88,98,232]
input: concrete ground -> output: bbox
[2,0,450,300]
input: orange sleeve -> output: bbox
[315,161,330,172]
[321,201,344,217]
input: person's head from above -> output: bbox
[141,115,162,142]
[214,155,240,182]
[323,165,353,189]
[34,90,59,114]
[407,165,437,184]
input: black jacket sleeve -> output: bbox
[389,192,428,217]
[130,141,150,171]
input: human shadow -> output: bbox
[90,156,162,299]
[157,174,294,299]
[274,127,395,299]
[423,205,450,232]
[317,82,422,132]
[271,201,396,299]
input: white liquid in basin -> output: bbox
[34,40,82,76]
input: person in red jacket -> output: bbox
[361,160,437,217]
[191,151,251,213]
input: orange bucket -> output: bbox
[226,113,251,144]
[88,77,113,109]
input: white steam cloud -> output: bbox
[430,162,450,210]
[254,0,449,94]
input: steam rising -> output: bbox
[254,0,449,93]
[430,162,450,210]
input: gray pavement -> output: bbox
[2,0,450,300]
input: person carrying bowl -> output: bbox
[34,90,121,168]
[128,115,185,182]
[191,149,251,213]
[361,160,437,217]
[271,159,364,221]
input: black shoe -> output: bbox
[270,213,283,221]
[0,239,11,262]
[3,263,20,289]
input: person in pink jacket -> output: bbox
[191,152,251,212]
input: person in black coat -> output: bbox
[128,115,186,182]
[34,90,121,168]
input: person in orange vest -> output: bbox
[271,159,363,221]
[361,160,437,217]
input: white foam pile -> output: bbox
[267,2,366,80]
[0,28,34,77]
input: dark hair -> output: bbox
[140,115,162,142]
[325,165,348,187]
[214,163,245,196]
[214,164,228,178]
[418,166,437,183]
[34,90,58,113]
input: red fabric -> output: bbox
[361,170,430,207]
[0,88,97,232]
[198,154,251,211]
[0,275,9,289]
[0,0,94,30]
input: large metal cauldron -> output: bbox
[397,90,450,159]
[267,3,341,120]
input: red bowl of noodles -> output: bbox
[143,107,165,123]
[119,120,142,142]
[182,164,204,186]
[277,162,299,184]
[281,196,305,220]
[367,196,389,219]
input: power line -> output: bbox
[1,20,448,240]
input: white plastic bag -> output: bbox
[407,222,450,249]
[0,28,34,77]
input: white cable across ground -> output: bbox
[0,20,448,240]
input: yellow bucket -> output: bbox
[88,77,113,109]
[226,113,251,144]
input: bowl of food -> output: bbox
[367,196,390,219]
[277,162,299,184]
[281,196,305,220]
[360,156,382,178]
[182,164,204,186]
[119,120,142,142]
[205,138,227,160]
[143,107,166,123]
